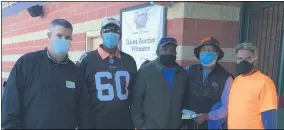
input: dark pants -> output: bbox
[186,120,208,129]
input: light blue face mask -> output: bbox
[52,39,71,54]
[200,52,217,66]
[102,32,120,48]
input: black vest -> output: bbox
[188,63,232,114]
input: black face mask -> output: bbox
[237,60,254,75]
[159,55,177,67]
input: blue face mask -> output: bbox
[52,39,71,54]
[102,32,120,48]
[200,52,217,66]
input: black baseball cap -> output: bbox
[194,36,224,61]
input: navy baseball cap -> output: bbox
[158,37,177,47]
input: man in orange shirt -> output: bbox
[228,42,278,129]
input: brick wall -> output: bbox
[2,2,241,82]
[2,2,146,38]
[2,2,145,82]
[168,2,241,74]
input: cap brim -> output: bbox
[160,42,178,47]
[101,23,120,29]
[194,43,224,61]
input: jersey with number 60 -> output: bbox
[76,50,137,129]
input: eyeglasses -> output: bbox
[160,37,177,44]
[102,28,120,34]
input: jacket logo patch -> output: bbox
[66,80,75,88]
[212,82,218,87]
[109,58,114,64]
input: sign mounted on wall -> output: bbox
[120,3,166,69]
[1,2,17,9]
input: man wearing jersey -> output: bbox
[76,17,137,129]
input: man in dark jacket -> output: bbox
[140,60,150,68]
[184,36,233,129]
[131,37,189,129]
[1,19,88,129]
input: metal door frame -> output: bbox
[239,2,284,94]
[239,2,283,43]
[278,31,284,96]
[239,2,284,128]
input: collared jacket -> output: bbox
[1,49,89,129]
[131,59,189,129]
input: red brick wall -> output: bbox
[2,2,145,38]
[167,2,241,74]
[2,2,145,82]
[2,2,241,82]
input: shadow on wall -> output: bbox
[2,81,7,97]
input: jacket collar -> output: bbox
[97,45,121,59]
[152,58,182,73]
[45,48,69,65]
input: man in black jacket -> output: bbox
[1,19,88,129]
[184,36,233,129]
[131,37,189,129]
[140,60,150,68]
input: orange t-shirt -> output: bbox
[228,71,278,129]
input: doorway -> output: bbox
[86,30,102,52]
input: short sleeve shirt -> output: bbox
[228,71,278,129]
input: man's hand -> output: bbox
[194,113,209,124]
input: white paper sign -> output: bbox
[181,109,197,119]
[121,5,166,69]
